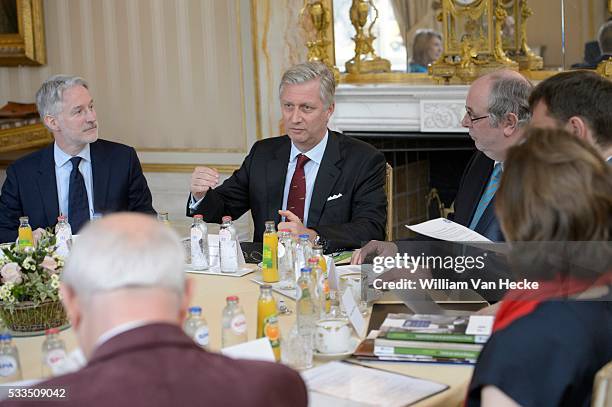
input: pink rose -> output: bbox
[41,256,58,273]
[1,263,23,284]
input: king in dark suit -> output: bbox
[0,75,155,243]
[188,62,386,253]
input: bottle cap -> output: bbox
[188,306,202,313]
[308,257,319,264]
[226,295,239,302]
[300,267,312,273]
[193,214,203,219]
[19,216,29,222]
[57,215,67,222]
[45,328,60,335]
[279,229,291,233]
[299,234,309,239]
[222,216,232,223]
[0,333,12,340]
[260,284,272,290]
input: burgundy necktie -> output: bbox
[286,154,310,222]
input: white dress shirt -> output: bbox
[281,131,328,226]
[189,131,329,226]
[54,143,94,220]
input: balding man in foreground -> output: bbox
[2,213,307,407]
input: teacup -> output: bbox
[315,318,351,354]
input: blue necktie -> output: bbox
[68,157,89,233]
[469,163,502,230]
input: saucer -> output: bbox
[313,337,360,361]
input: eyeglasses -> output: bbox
[464,107,489,125]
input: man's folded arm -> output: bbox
[312,152,387,252]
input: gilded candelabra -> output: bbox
[300,0,339,81]
[344,0,390,74]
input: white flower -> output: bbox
[0,282,15,302]
[50,279,60,289]
[23,256,35,270]
[1,263,22,284]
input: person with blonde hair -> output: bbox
[409,29,442,73]
[466,127,612,407]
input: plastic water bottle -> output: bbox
[41,328,67,378]
[293,234,312,282]
[157,212,171,226]
[277,230,295,289]
[219,216,238,273]
[296,268,318,342]
[183,306,209,349]
[55,215,73,258]
[221,296,248,348]
[190,215,209,270]
[0,334,22,383]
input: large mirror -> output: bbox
[329,0,611,76]
[0,0,46,66]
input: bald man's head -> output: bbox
[62,213,186,298]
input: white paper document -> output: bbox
[302,361,448,407]
[220,338,276,362]
[406,218,492,242]
[341,287,367,338]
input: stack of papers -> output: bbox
[302,361,448,406]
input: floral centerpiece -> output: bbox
[0,230,67,332]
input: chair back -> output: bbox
[384,163,393,240]
[593,360,612,407]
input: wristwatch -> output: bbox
[313,234,329,253]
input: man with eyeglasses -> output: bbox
[353,70,531,260]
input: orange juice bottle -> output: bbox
[264,315,281,361]
[257,285,277,338]
[257,285,281,360]
[17,217,33,250]
[262,221,279,283]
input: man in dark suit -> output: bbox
[352,70,531,266]
[529,70,612,163]
[0,75,155,243]
[1,213,307,407]
[188,62,386,253]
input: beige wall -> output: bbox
[0,0,261,166]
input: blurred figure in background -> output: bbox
[409,29,442,73]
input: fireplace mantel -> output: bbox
[329,83,470,134]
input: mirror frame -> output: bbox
[0,0,46,66]
[325,0,567,83]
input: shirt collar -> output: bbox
[289,130,329,165]
[54,142,91,168]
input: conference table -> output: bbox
[11,265,475,407]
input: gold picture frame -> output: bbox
[0,0,46,66]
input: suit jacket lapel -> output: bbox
[37,144,60,226]
[91,141,110,214]
[307,131,341,228]
[266,138,290,224]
